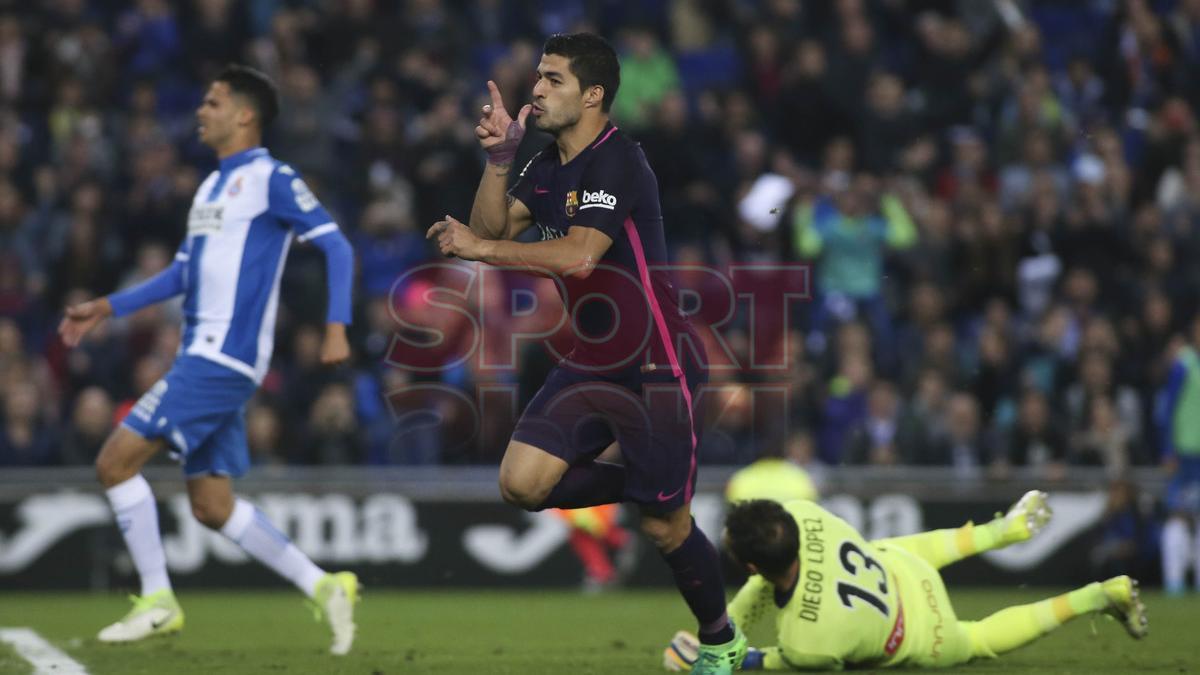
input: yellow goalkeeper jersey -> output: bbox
[727,500,910,670]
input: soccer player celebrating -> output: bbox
[665,491,1148,671]
[427,33,745,673]
[58,65,359,654]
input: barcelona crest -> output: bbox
[564,190,579,218]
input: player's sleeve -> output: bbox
[881,194,917,249]
[794,197,846,258]
[727,574,776,635]
[107,240,189,317]
[269,165,353,324]
[506,150,541,212]
[569,145,633,240]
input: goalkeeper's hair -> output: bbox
[543,32,620,112]
[725,499,799,578]
[214,64,280,129]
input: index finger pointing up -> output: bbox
[486,80,506,113]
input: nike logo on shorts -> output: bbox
[656,485,684,502]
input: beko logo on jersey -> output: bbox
[580,189,617,210]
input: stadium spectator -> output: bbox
[1091,478,1161,583]
[844,379,901,466]
[818,350,871,465]
[0,379,58,466]
[994,388,1068,482]
[926,391,988,478]
[245,400,287,468]
[776,41,846,167]
[857,70,918,174]
[895,368,948,458]
[1065,350,1143,457]
[300,381,369,466]
[970,325,1016,427]
[611,27,680,130]
[1071,394,1133,477]
[58,385,114,465]
[353,198,426,300]
[793,172,917,367]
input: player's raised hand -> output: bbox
[319,322,351,366]
[427,215,486,261]
[477,80,531,164]
[58,298,112,348]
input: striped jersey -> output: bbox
[175,147,339,383]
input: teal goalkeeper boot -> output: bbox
[690,622,747,675]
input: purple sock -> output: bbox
[662,518,734,644]
[537,462,625,509]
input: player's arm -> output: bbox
[469,80,534,241]
[428,217,611,279]
[470,162,534,241]
[791,201,823,258]
[58,244,189,347]
[306,228,354,365]
[434,138,630,277]
[270,166,354,365]
[880,193,917,249]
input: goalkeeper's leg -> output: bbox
[876,490,1050,570]
[961,576,1147,660]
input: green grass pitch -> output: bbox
[0,589,1194,673]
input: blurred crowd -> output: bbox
[1,0,1199,508]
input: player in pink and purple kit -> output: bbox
[428,32,745,675]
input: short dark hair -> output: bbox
[725,500,799,578]
[215,64,280,128]
[543,33,620,112]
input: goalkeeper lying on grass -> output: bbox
[665,491,1147,671]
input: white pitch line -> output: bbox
[0,628,88,674]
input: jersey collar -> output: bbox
[774,581,797,608]
[558,122,616,168]
[218,147,269,173]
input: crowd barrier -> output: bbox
[0,466,1162,589]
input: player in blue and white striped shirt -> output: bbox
[58,65,359,654]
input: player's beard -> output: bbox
[199,120,231,150]
[534,107,581,137]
